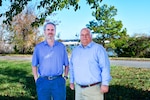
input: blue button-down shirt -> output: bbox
[69,41,111,85]
[32,40,69,76]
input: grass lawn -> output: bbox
[0,60,150,100]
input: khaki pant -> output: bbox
[75,83,104,100]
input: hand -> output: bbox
[70,83,75,90]
[100,85,109,93]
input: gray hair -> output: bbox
[43,22,56,31]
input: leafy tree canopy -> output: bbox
[86,4,129,50]
[0,0,102,27]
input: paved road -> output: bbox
[0,55,32,61]
[110,60,150,68]
[0,56,150,68]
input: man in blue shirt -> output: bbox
[32,22,69,100]
[69,28,112,100]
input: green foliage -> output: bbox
[66,46,72,54]
[0,0,102,27]
[116,35,150,58]
[0,60,36,99]
[106,66,150,100]
[86,4,129,50]
[0,60,150,100]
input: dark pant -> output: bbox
[36,76,66,100]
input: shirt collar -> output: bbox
[43,40,58,46]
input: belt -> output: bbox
[79,82,101,88]
[41,75,62,80]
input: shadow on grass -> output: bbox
[0,81,150,100]
[0,62,37,100]
[105,85,150,100]
[0,96,35,100]
[66,85,150,100]
[0,64,149,100]
[66,86,75,100]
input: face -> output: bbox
[44,24,56,40]
[80,28,92,47]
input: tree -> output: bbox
[86,4,129,51]
[0,24,7,53]
[9,7,42,54]
[117,34,150,58]
[0,0,102,27]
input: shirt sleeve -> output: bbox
[32,46,39,67]
[64,47,69,67]
[98,45,112,85]
[69,53,75,83]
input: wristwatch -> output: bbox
[64,76,68,80]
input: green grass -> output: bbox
[108,66,150,100]
[0,60,150,100]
